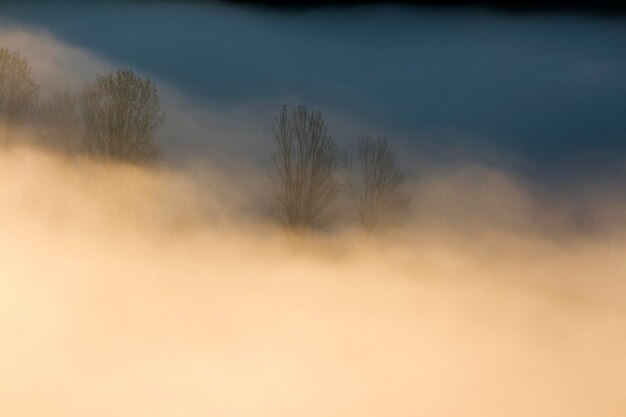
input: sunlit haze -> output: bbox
[0,2,625,416]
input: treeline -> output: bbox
[0,48,164,164]
[0,47,407,232]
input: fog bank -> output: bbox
[0,145,625,417]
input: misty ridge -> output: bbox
[1,41,625,236]
[0,45,410,233]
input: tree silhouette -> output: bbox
[344,136,408,232]
[271,105,338,230]
[0,47,39,144]
[80,70,164,164]
[38,88,81,154]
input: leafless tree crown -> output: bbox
[0,48,39,143]
[271,105,338,230]
[345,136,408,231]
[38,88,82,154]
[80,70,164,164]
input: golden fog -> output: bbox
[0,142,625,417]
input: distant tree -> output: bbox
[38,88,81,154]
[344,136,408,232]
[80,69,164,164]
[0,47,39,143]
[271,105,339,230]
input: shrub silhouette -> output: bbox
[270,105,338,230]
[38,88,81,154]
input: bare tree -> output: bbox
[0,47,39,143]
[80,69,164,164]
[271,105,339,230]
[38,88,81,154]
[344,136,408,232]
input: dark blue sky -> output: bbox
[1,1,625,182]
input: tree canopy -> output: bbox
[80,69,164,164]
[271,105,339,230]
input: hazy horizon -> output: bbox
[1,2,625,416]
